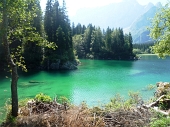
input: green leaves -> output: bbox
[44,0,74,63]
[149,2,170,58]
[35,93,52,103]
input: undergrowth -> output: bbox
[1,91,169,127]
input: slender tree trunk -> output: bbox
[2,0,19,117]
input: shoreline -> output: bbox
[138,54,157,56]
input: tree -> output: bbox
[105,27,112,52]
[44,0,74,67]
[91,27,103,58]
[81,24,94,58]
[0,33,6,71]
[22,0,43,69]
[72,34,85,58]
[0,0,55,117]
[149,2,170,58]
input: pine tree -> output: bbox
[44,0,75,68]
[105,27,112,52]
[91,27,103,58]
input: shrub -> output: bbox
[150,117,170,127]
[59,96,70,105]
[35,93,52,103]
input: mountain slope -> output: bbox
[127,3,162,43]
[70,0,162,43]
[70,0,149,29]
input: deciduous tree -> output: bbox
[149,2,170,58]
[0,0,55,117]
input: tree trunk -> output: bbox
[2,0,19,117]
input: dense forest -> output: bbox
[133,42,154,54]
[72,24,134,60]
[0,0,76,71]
[0,0,135,72]
[1,0,170,124]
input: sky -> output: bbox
[40,0,169,17]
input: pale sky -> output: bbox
[40,0,168,16]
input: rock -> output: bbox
[50,59,60,70]
[60,61,78,70]
[47,59,79,70]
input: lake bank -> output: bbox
[0,55,170,120]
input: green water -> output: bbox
[0,55,170,112]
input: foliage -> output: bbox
[128,91,141,104]
[149,2,170,58]
[58,96,70,105]
[1,93,155,127]
[146,84,156,90]
[35,93,52,103]
[0,0,57,117]
[133,42,154,54]
[72,25,135,60]
[105,91,142,112]
[105,94,124,111]
[44,0,75,67]
[157,95,170,110]
[2,98,17,124]
[91,106,104,116]
[150,116,170,127]
[22,0,44,70]
[18,98,31,107]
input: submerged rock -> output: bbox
[29,81,44,83]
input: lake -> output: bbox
[0,55,170,113]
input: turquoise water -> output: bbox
[0,55,170,112]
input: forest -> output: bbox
[0,0,135,71]
[1,0,170,126]
[133,42,154,54]
[72,24,134,60]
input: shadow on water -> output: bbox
[18,70,40,77]
[0,71,11,80]
[103,60,135,68]
[18,81,45,88]
[46,69,77,76]
[19,69,76,76]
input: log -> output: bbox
[153,107,169,116]
[142,95,170,116]
[29,80,44,83]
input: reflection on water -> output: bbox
[0,55,170,110]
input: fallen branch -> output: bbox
[153,107,169,116]
[143,95,165,108]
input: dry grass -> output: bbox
[1,100,154,127]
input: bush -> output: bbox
[150,117,170,127]
[59,96,70,105]
[35,93,52,103]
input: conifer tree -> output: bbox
[44,0,75,68]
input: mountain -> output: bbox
[127,3,162,43]
[70,0,146,29]
[69,0,162,43]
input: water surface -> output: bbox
[0,55,170,110]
